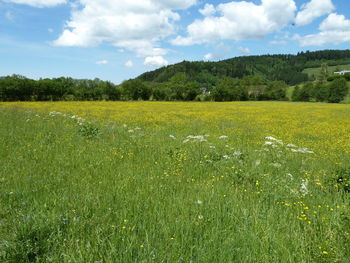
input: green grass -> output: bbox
[1,105,350,262]
[286,86,295,100]
[303,64,350,78]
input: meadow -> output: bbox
[1,101,350,262]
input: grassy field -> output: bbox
[1,101,350,262]
[303,64,350,78]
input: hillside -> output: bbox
[303,64,350,79]
[138,49,350,86]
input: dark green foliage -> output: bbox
[212,78,248,101]
[121,79,151,100]
[313,82,330,102]
[264,81,288,100]
[139,50,350,86]
[328,78,348,103]
[0,75,122,101]
[292,84,311,102]
[78,123,101,139]
[292,76,349,103]
[335,168,350,193]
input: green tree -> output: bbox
[328,77,348,103]
[122,79,151,100]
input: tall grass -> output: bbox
[1,103,349,262]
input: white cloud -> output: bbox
[237,46,250,55]
[270,40,288,45]
[203,53,214,60]
[53,0,196,57]
[298,13,350,46]
[144,56,169,68]
[295,0,335,26]
[125,60,134,68]
[199,4,216,17]
[5,0,67,8]
[319,13,350,31]
[96,60,108,65]
[172,0,297,45]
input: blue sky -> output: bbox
[0,0,349,84]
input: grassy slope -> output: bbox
[1,102,350,262]
[303,64,350,78]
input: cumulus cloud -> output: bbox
[144,56,169,68]
[203,53,214,60]
[5,0,67,8]
[53,0,196,57]
[295,0,335,26]
[125,60,134,68]
[199,4,216,17]
[298,13,350,46]
[172,0,297,45]
[237,47,251,55]
[96,60,108,65]
[319,13,350,31]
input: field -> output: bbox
[302,64,350,78]
[1,101,350,262]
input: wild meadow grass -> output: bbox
[0,102,350,262]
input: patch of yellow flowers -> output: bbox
[2,101,350,157]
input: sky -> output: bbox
[0,0,349,84]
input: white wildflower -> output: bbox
[287,144,297,148]
[271,162,282,168]
[219,135,228,139]
[265,136,277,141]
[287,173,294,180]
[198,215,204,220]
[186,135,207,142]
[255,160,261,166]
[291,148,314,154]
[134,127,141,131]
[233,151,242,156]
[209,145,216,149]
[196,200,203,205]
[128,129,134,133]
[300,179,309,195]
[169,135,176,140]
[223,155,230,159]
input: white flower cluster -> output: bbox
[183,135,208,143]
[264,136,314,154]
[49,111,86,125]
[300,179,309,195]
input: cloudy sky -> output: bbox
[0,0,349,83]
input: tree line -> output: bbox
[1,71,349,103]
[0,73,291,102]
[293,74,350,103]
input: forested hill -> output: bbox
[138,49,350,86]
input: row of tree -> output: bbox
[293,76,349,103]
[1,67,349,103]
[0,74,290,102]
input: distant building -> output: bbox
[334,70,350,75]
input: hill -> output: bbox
[138,49,350,86]
[303,64,350,79]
